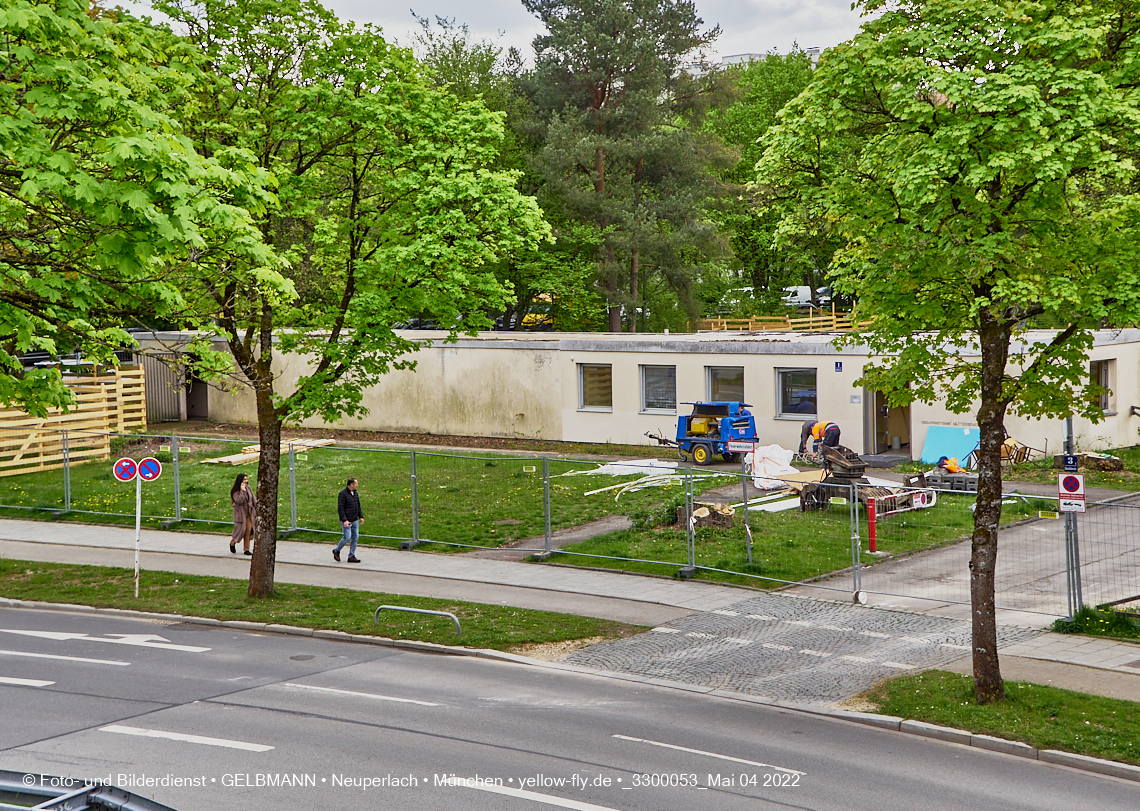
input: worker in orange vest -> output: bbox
[799,420,841,454]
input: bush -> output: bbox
[1051,604,1140,639]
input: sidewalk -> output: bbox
[1,518,1139,705]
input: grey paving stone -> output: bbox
[566,592,1041,706]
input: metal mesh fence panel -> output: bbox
[852,485,1071,616]
[174,434,258,529]
[0,425,67,514]
[1064,497,1140,611]
[290,444,412,546]
[412,451,546,550]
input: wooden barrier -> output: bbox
[697,310,870,333]
[0,366,147,478]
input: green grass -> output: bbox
[551,492,1044,587]
[0,558,642,650]
[0,436,729,552]
[1051,604,1140,641]
[864,670,1140,766]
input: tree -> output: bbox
[706,51,834,309]
[522,0,734,332]
[759,0,1140,702]
[157,0,550,596]
[0,0,279,415]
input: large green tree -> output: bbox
[158,0,550,596]
[522,0,734,332]
[0,0,279,415]
[759,0,1140,702]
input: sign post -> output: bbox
[730,442,756,565]
[113,457,162,598]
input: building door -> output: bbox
[864,388,912,455]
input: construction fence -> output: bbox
[0,427,1136,620]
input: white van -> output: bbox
[781,286,813,307]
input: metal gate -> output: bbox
[139,353,185,422]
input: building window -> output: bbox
[641,365,676,412]
[777,368,817,417]
[579,364,612,410]
[707,366,744,402]
[1090,359,1115,413]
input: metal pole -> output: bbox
[134,474,141,598]
[543,457,552,554]
[288,443,298,531]
[851,482,862,597]
[740,453,752,565]
[171,435,181,522]
[686,466,695,568]
[61,429,70,513]
[410,450,420,546]
[1064,417,1084,612]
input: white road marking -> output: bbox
[0,676,54,687]
[0,629,209,653]
[939,643,970,650]
[747,614,776,620]
[685,632,716,639]
[723,638,753,645]
[279,682,440,706]
[444,777,620,810]
[799,650,831,657]
[100,725,273,752]
[881,662,915,669]
[613,735,805,775]
[651,628,681,634]
[0,649,129,666]
[859,631,890,639]
[786,620,814,627]
[711,610,740,617]
[761,642,791,650]
[821,625,854,632]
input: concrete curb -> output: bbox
[3,597,1140,784]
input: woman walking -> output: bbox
[230,473,256,556]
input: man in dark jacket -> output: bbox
[333,478,364,562]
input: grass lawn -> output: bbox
[551,492,1053,587]
[1051,604,1140,641]
[0,558,642,651]
[0,434,730,552]
[863,670,1140,766]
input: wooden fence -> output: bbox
[0,366,147,478]
[697,311,870,333]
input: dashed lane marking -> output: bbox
[613,735,805,775]
[100,725,273,752]
[444,778,620,810]
[0,649,129,666]
[279,682,440,706]
[0,676,54,687]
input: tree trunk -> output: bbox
[248,389,282,597]
[971,307,1009,703]
[629,248,639,333]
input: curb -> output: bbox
[3,597,1139,784]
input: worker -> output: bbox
[799,420,840,454]
[937,456,964,473]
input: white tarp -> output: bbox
[580,459,679,476]
[747,444,798,489]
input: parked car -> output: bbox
[782,286,813,307]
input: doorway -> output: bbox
[863,388,912,456]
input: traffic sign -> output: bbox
[137,457,162,482]
[1058,473,1086,513]
[113,458,137,482]
[1063,454,1079,473]
[727,440,755,453]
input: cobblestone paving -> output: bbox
[565,592,1041,706]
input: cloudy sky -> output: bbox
[133,1,869,62]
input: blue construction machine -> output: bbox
[646,402,759,465]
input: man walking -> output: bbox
[334,478,363,563]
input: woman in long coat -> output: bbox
[230,473,256,555]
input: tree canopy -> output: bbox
[759,0,1140,702]
[0,0,279,415]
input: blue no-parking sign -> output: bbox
[138,457,162,482]
[113,458,137,482]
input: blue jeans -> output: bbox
[335,520,359,556]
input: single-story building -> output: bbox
[137,328,1140,459]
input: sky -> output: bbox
[132,1,869,63]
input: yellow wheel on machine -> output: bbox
[692,443,713,466]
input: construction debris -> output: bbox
[200,437,336,466]
[677,502,736,529]
[1053,452,1124,472]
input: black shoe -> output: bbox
[332,549,341,562]
[347,556,360,563]
[229,544,236,554]
[244,550,252,556]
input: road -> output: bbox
[0,607,1137,811]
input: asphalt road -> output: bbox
[0,607,1137,811]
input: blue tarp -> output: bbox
[920,425,981,465]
